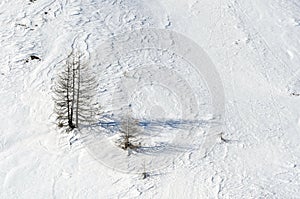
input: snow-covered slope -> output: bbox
[0,0,300,198]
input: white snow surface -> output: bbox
[1,0,300,198]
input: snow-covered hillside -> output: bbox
[0,0,300,198]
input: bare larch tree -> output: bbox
[53,51,101,132]
[118,115,141,151]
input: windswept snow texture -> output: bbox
[1,0,300,198]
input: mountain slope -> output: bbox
[0,0,300,198]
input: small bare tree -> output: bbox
[53,51,101,132]
[118,115,141,152]
[142,162,149,179]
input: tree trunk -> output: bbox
[71,58,76,128]
[76,56,80,128]
[67,63,71,127]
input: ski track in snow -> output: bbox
[0,0,300,198]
